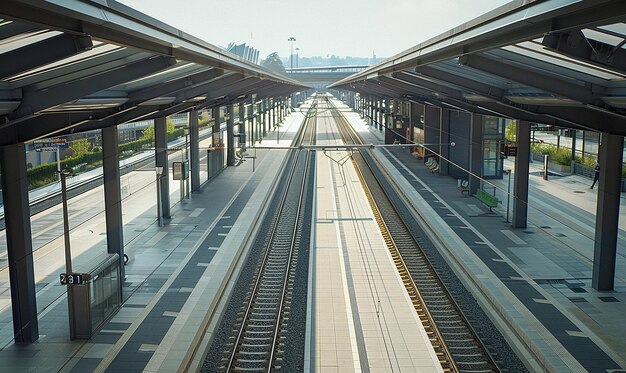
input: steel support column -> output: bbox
[263,100,268,137]
[390,100,398,142]
[238,102,245,143]
[513,120,531,228]
[189,110,200,191]
[593,133,624,290]
[469,113,483,195]
[0,143,38,343]
[246,99,251,146]
[155,117,170,219]
[282,97,286,121]
[269,99,274,129]
[102,126,125,278]
[378,99,383,131]
[212,107,221,146]
[227,104,235,166]
[439,108,450,176]
[279,97,282,122]
[380,98,389,130]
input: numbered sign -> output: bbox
[60,273,84,285]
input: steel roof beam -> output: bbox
[528,105,621,134]
[0,33,93,80]
[376,76,434,98]
[255,84,299,99]
[9,55,176,121]
[459,53,605,107]
[10,48,147,89]
[0,0,304,86]
[142,77,259,120]
[415,65,505,99]
[0,111,93,144]
[331,0,626,85]
[358,81,396,98]
[0,20,38,40]
[0,73,251,143]
[338,85,369,97]
[478,99,622,134]
[231,81,279,100]
[57,76,256,134]
[414,63,626,132]
[474,101,595,131]
[128,68,225,102]
[391,71,464,99]
[173,73,247,102]
[543,30,626,74]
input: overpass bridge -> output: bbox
[286,65,368,90]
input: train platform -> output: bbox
[0,110,305,372]
[337,99,626,372]
[307,110,443,372]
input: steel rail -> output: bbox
[225,102,315,372]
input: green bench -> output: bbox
[71,163,87,174]
[474,189,498,211]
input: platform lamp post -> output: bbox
[185,128,190,199]
[155,166,164,227]
[295,47,299,68]
[59,168,76,338]
[288,36,296,71]
[504,169,512,223]
[59,168,73,274]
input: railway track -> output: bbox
[223,150,311,372]
[205,102,316,372]
[326,98,501,373]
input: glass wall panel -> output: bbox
[483,116,505,179]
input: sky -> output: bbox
[117,0,510,59]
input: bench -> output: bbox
[425,158,439,173]
[71,163,87,174]
[474,189,498,211]
[457,179,470,195]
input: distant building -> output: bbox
[227,43,260,64]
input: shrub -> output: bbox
[27,150,102,188]
[574,155,597,168]
[27,125,186,189]
[119,137,152,153]
[530,143,572,166]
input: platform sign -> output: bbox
[60,273,85,285]
[503,145,517,157]
[500,143,518,157]
[172,161,189,180]
[34,139,68,152]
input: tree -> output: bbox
[261,52,286,74]
[505,119,517,142]
[141,119,176,141]
[70,138,90,157]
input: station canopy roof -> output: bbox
[0,0,308,146]
[329,0,626,136]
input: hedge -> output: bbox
[27,151,103,188]
[530,143,572,166]
[27,128,186,189]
